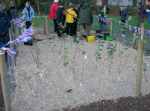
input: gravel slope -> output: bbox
[11,34,150,111]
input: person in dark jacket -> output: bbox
[145,1,150,24]
[0,3,11,47]
[56,3,65,37]
[138,2,145,23]
[120,6,128,23]
[79,1,93,36]
[72,6,79,36]
[8,1,17,20]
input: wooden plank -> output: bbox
[0,76,4,110]
[44,16,49,35]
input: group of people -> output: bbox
[48,0,93,38]
[0,0,35,47]
[2,0,150,47]
[119,1,150,24]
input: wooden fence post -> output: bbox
[0,50,11,111]
[44,16,49,35]
[136,23,144,96]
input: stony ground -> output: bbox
[10,34,150,111]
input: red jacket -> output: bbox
[48,2,59,20]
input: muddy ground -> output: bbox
[64,94,150,111]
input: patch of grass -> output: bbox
[144,21,150,29]
[128,16,139,26]
[32,16,53,29]
[128,16,150,29]
[92,16,99,30]
[33,15,150,31]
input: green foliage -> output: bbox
[128,16,140,26]
[16,0,24,6]
[32,16,53,29]
[144,21,150,29]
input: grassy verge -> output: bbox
[32,16,150,30]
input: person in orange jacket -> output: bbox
[48,0,59,33]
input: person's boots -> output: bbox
[57,33,62,37]
[24,39,33,46]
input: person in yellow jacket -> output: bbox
[65,3,77,36]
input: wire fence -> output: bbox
[4,20,23,98]
[1,14,150,111]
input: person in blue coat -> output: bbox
[21,1,34,45]
[22,1,35,24]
